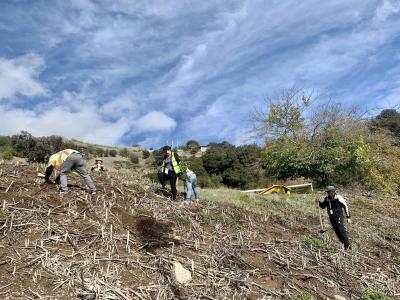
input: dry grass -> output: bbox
[0,162,398,299]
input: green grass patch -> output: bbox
[377,227,400,242]
[362,291,393,300]
[302,237,324,248]
[199,211,210,225]
[201,188,320,217]
[226,214,242,230]
[294,292,316,300]
[176,214,190,226]
[129,182,145,193]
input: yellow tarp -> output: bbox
[259,184,291,195]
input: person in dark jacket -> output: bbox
[158,145,181,200]
[318,186,352,250]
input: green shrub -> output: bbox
[129,154,139,164]
[119,148,130,158]
[1,145,14,160]
[142,150,151,159]
[109,149,117,157]
[146,172,159,183]
[362,291,392,300]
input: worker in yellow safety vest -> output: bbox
[158,145,181,200]
[91,158,106,172]
[44,149,96,195]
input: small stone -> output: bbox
[172,262,192,284]
[334,295,347,300]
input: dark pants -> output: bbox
[158,170,178,200]
[329,214,350,249]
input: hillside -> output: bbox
[0,161,399,299]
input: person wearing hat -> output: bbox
[91,158,106,172]
[158,145,181,200]
[317,186,352,250]
[44,149,96,195]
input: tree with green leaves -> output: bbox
[371,108,400,138]
[186,140,200,154]
[252,89,383,187]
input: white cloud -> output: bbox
[99,94,138,119]
[0,104,131,145]
[134,111,176,133]
[0,53,47,101]
[2,1,400,147]
[375,0,400,22]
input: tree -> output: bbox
[201,142,263,189]
[109,149,117,157]
[142,150,151,159]
[11,131,36,157]
[255,91,375,186]
[95,147,104,157]
[186,140,200,154]
[251,88,313,139]
[371,109,400,138]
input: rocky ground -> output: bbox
[0,162,399,299]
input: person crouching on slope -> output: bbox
[44,149,96,195]
[158,145,181,201]
[184,168,200,205]
[317,186,352,250]
[91,158,106,172]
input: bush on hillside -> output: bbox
[371,109,400,138]
[109,149,117,157]
[201,142,263,189]
[129,153,139,164]
[119,148,130,158]
[0,136,14,160]
[1,145,14,160]
[95,147,104,157]
[142,150,151,159]
[186,140,200,154]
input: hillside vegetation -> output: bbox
[0,161,398,299]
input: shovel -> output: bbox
[316,197,328,234]
[318,208,328,233]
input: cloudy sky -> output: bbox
[1,0,399,148]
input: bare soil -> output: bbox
[0,162,399,299]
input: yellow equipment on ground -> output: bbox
[259,184,291,195]
[241,183,313,195]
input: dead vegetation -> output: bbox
[0,162,399,299]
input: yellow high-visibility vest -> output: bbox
[161,153,181,174]
[47,149,79,171]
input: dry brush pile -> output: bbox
[0,162,399,300]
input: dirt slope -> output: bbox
[0,162,399,299]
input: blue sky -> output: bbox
[0,0,399,148]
